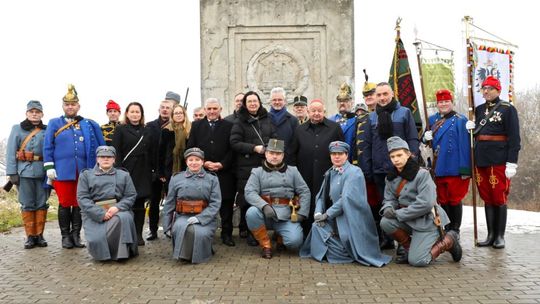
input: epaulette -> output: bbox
[80,168,90,174]
[207,171,217,176]
[116,167,129,172]
[500,101,511,107]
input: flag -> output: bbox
[389,38,422,133]
[420,56,455,115]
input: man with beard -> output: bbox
[43,84,105,249]
[329,83,356,159]
[6,100,49,249]
[364,82,419,250]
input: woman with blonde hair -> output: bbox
[159,104,191,187]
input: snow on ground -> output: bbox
[463,206,540,234]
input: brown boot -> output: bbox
[392,229,411,264]
[251,225,272,259]
[34,209,48,247]
[21,211,36,249]
[430,231,462,262]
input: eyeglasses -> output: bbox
[173,112,184,116]
[481,86,496,91]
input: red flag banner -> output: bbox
[389,38,422,133]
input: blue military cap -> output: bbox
[96,145,116,157]
[184,147,205,160]
[329,141,350,153]
[387,136,409,152]
[165,91,181,103]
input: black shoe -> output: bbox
[246,232,259,246]
[146,232,158,241]
[62,235,74,249]
[380,237,395,250]
[395,251,409,264]
[138,238,146,246]
[35,235,48,247]
[24,236,36,249]
[221,235,235,247]
[239,230,248,239]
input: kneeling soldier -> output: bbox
[245,139,310,259]
[380,136,462,266]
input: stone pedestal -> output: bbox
[201,0,354,115]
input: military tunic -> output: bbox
[162,170,221,264]
[244,164,310,250]
[300,162,391,266]
[330,113,356,160]
[77,166,138,261]
[100,121,119,146]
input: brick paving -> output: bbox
[0,207,539,304]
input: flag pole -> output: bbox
[413,40,430,133]
[464,15,479,246]
[393,17,402,94]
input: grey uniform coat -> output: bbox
[162,170,221,264]
[381,168,449,231]
[244,164,310,220]
[77,166,138,261]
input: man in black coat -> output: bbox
[288,99,344,238]
[268,87,299,161]
[145,97,175,240]
[187,98,236,246]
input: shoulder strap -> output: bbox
[122,135,144,164]
[54,120,79,138]
[395,179,408,197]
[19,128,42,153]
[473,102,503,135]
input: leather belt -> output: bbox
[477,135,508,141]
[261,195,291,205]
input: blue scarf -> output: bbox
[270,107,287,125]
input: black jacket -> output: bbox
[112,123,154,199]
[230,106,276,189]
[187,118,235,200]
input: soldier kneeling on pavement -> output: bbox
[380,136,462,266]
[244,139,310,259]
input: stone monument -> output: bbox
[200,0,354,115]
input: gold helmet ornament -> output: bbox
[362,69,377,97]
[62,84,79,103]
[336,82,352,101]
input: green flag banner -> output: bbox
[389,38,422,133]
[420,57,455,111]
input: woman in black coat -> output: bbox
[230,91,276,245]
[112,102,154,246]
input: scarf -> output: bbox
[20,119,45,131]
[387,157,420,181]
[165,122,187,174]
[270,107,287,125]
[376,99,398,140]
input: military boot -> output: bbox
[392,229,411,264]
[430,230,462,262]
[22,211,37,249]
[492,205,507,249]
[34,209,48,247]
[133,208,146,246]
[58,206,74,249]
[478,205,495,247]
[251,225,272,259]
[71,206,86,248]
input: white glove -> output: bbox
[46,169,57,180]
[505,162,518,179]
[187,216,199,225]
[465,120,476,131]
[313,212,328,222]
[424,130,433,141]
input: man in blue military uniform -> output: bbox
[245,138,310,259]
[466,76,520,249]
[423,89,471,236]
[6,100,49,249]
[330,83,356,159]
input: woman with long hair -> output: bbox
[112,102,154,246]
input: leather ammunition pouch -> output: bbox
[176,199,208,214]
[16,150,42,162]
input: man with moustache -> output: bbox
[100,99,121,146]
[187,98,236,246]
[289,99,344,237]
[329,83,356,159]
[292,95,309,124]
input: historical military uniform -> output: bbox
[100,100,121,146]
[330,83,357,159]
[43,84,106,249]
[380,137,461,266]
[472,76,520,249]
[300,141,391,266]
[244,139,311,259]
[426,90,471,235]
[77,146,138,261]
[162,148,222,264]
[6,101,49,249]
[293,96,309,124]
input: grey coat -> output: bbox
[244,165,310,220]
[6,123,46,178]
[162,169,221,263]
[77,166,138,260]
[380,168,449,231]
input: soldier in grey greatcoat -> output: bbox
[245,139,310,259]
[162,148,221,264]
[77,146,138,261]
[6,100,49,249]
[380,136,462,266]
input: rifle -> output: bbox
[3,180,13,192]
[432,205,446,240]
[183,87,189,110]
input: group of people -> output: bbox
[6,74,520,267]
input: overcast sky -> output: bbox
[0,0,536,140]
